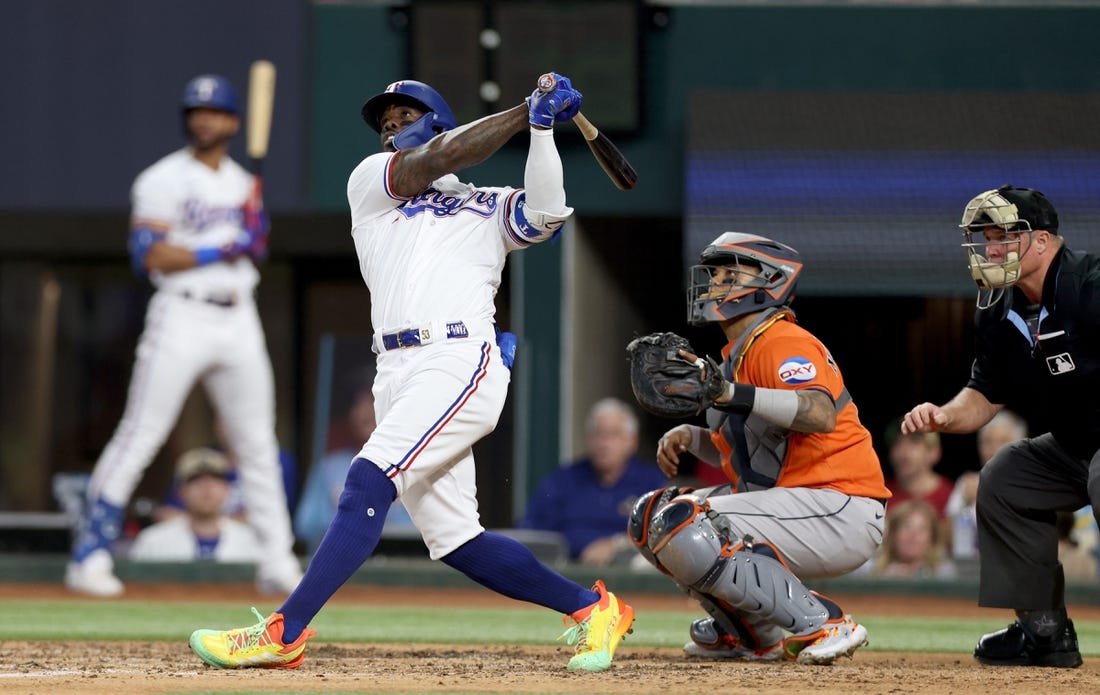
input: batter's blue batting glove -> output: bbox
[241,201,271,263]
[495,327,518,370]
[526,73,583,128]
[247,227,270,263]
[242,201,270,237]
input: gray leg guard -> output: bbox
[649,497,829,636]
[686,587,769,650]
[628,486,689,574]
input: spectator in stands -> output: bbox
[884,419,954,518]
[294,375,412,555]
[154,418,298,524]
[129,448,262,562]
[520,397,667,566]
[945,409,1029,560]
[866,499,956,580]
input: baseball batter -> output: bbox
[64,75,301,598]
[903,185,1095,668]
[628,233,889,664]
[189,74,635,673]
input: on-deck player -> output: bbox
[188,74,635,673]
[64,74,302,597]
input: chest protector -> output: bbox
[709,308,851,491]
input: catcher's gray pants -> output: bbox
[703,486,885,578]
[976,433,1097,609]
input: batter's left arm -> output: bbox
[388,105,529,197]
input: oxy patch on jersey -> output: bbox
[778,357,817,384]
[183,199,244,232]
[400,189,499,220]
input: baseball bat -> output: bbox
[537,73,637,191]
[246,59,277,177]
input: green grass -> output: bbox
[3,600,1099,657]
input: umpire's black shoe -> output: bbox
[974,619,1083,668]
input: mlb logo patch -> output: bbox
[1046,352,1075,374]
[446,322,469,339]
[778,357,817,384]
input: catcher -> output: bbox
[626,232,890,664]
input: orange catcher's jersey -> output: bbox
[710,312,890,499]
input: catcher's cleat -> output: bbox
[784,614,868,665]
[64,548,124,598]
[683,617,785,661]
[189,607,317,669]
[559,580,635,672]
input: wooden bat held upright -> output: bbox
[537,73,637,191]
[246,59,277,177]
[245,59,276,227]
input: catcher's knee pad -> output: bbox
[628,486,690,574]
[648,499,828,635]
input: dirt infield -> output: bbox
[3,583,1099,694]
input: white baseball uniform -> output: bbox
[128,515,263,563]
[86,147,299,585]
[347,138,562,560]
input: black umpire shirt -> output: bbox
[967,245,1100,460]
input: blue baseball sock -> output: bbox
[441,531,598,615]
[280,458,395,642]
[72,497,125,562]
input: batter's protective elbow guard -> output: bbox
[127,227,163,277]
[510,195,572,244]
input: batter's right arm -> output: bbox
[129,219,196,275]
[388,105,529,197]
[902,386,1001,435]
[131,217,248,275]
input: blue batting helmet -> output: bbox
[361,80,456,148]
[180,75,241,116]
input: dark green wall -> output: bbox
[310,5,1100,216]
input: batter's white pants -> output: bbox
[359,337,511,560]
[86,292,297,579]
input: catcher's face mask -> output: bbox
[687,232,802,326]
[960,185,1059,309]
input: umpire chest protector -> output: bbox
[971,247,1100,459]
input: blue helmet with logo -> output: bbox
[180,75,241,116]
[361,80,457,149]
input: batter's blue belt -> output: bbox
[380,321,469,350]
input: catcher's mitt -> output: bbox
[626,332,727,418]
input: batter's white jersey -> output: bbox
[86,147,301,589]
[346,151,560,558]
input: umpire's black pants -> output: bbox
[976,433,1099,609]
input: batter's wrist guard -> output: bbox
[194,246,227,266]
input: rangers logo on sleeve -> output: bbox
[778,357,817,384]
